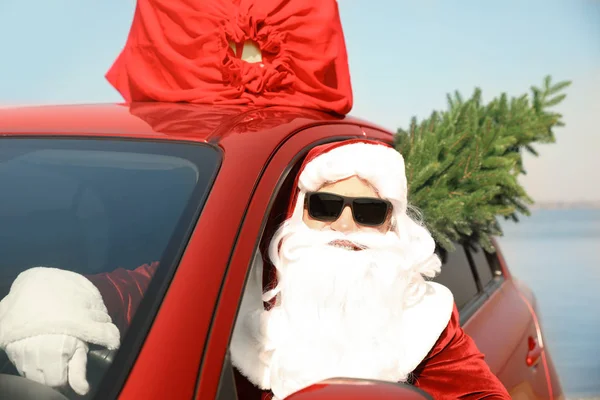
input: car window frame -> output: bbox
[211,128,367,400]
[466,244,495,289]
[41,137,226,400]
[457,243,505,325]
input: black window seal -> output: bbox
[463,244,484,293]
[216,352,239,400]
[458,275,505,325]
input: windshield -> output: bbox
[0,138,220,399]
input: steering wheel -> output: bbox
[0,374,69,400]
[0,347,117,399]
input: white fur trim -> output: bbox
[0,267,120,350]
[396,282,454,376]
[230,253,272,389]
[299,142,408,212]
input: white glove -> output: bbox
[0,267,120,394]
[5,334,91,395]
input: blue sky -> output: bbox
[0,0,598,201]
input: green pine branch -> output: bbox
[396,76,571,252]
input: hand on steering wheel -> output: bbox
[5,334,91,395]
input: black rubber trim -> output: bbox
[216,353,239,400]
[459,276,505,326]
[458,244,505,325]
[464,246,484,293]
[0,134,211,146]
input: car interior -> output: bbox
[0,147,198,287]
[0,144,203,399]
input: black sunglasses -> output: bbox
[304,192,392,227]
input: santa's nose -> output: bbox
[330,206,359,233]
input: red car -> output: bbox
[0,103,563,400]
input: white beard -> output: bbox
[261,223,426,399]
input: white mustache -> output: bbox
[328,239,366,251]
[278,227,403,262]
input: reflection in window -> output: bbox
[434,246,479,309]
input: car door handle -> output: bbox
[526,336,542,367]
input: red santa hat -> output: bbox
[284,139,409,231]
[106,0,352,115]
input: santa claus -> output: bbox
[0,139,510,399]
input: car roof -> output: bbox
[0,102,393,144]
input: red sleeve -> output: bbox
[85,262,159,335]
[412,305,511,400]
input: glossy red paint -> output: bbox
[360,126,395,143]
[0,103,380,143]
[285,379,430,400]
[526,337,543,367]
[516,287,556,399]
[0,103,562,399]
[462,243,563,399]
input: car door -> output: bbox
[204,124,556,399]
[434,243,556,399]
[198,123,366,400]
[472,245,559,399]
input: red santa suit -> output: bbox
[83,140,510,400]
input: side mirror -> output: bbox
[285,378,432,400]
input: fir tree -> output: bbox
[397,76,571,252]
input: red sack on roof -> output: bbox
[106,0,353,115]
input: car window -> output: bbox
[433,245,479,310]
[0,137,220,399]
[221,135,360,400]
[466,245,494,288]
